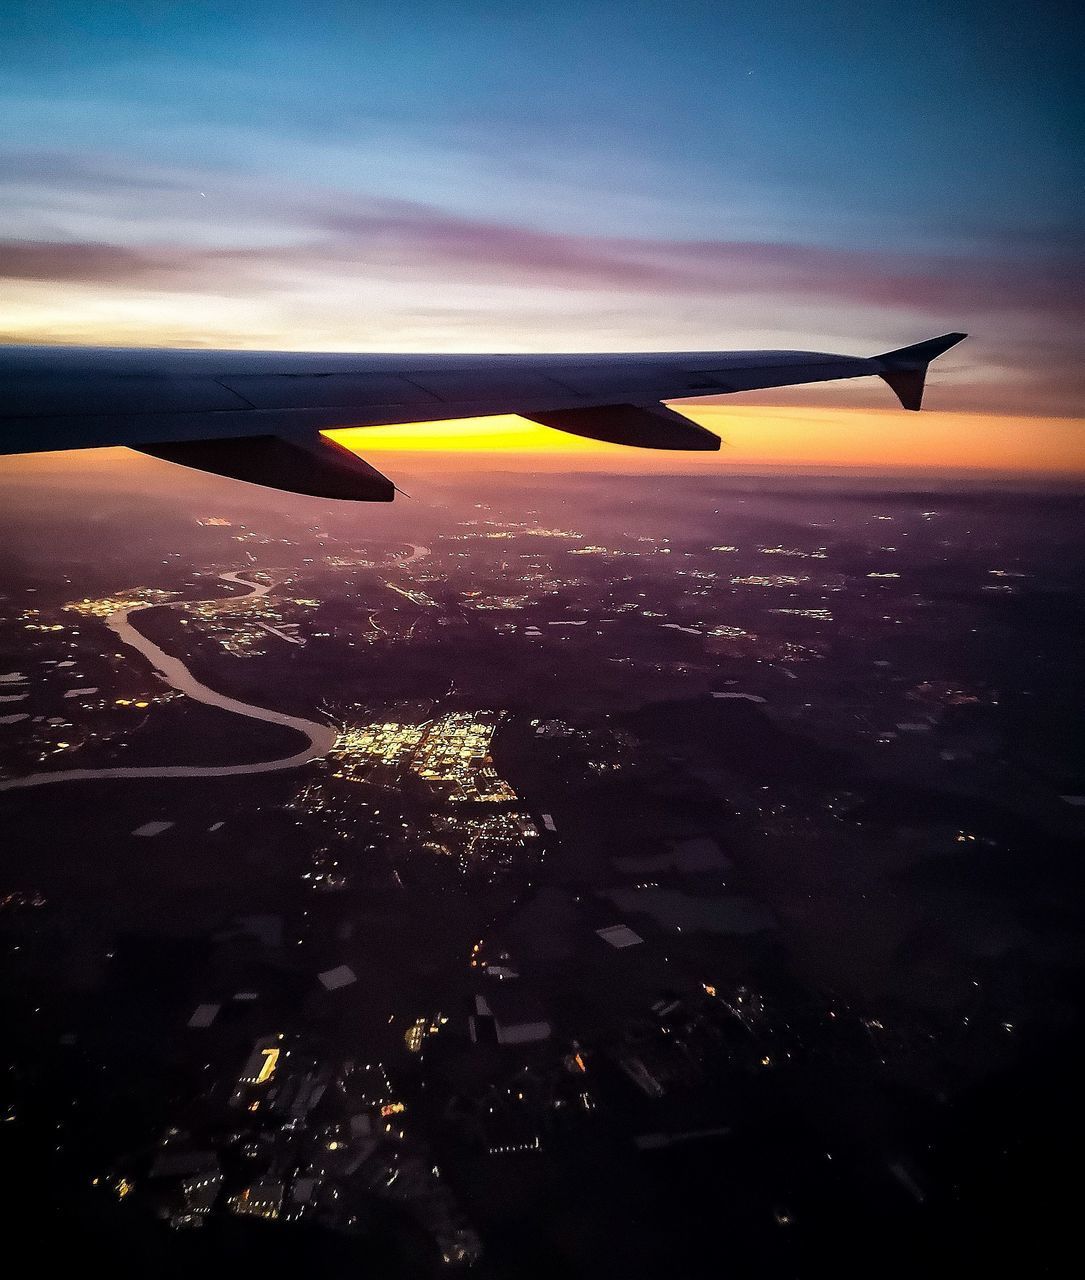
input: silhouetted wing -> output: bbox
[0,336,965,500]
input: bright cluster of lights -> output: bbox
[334,711,517,802]
[65,588,175,618]
[336,721,426,768]
[730,574,810,588]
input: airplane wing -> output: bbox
[0,334,966,500]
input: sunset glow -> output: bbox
[1,1,1080,476]
[327,404,1085,476]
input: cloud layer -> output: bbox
[1,160,1080,418]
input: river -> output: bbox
[0,571,339,791]
[0,543,432,792]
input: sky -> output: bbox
[1,0,1082,474]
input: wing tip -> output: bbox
[876,332,968,410]
[878,332,968,368]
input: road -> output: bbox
[0,572,338,791]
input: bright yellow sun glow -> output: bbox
[326,404,1085,475]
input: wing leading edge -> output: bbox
[0,334,966,500]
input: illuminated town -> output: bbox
[333,711,518,804]
[64,587,179,619]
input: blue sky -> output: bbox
[1,1,1081,414]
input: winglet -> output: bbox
[876,332,967,411]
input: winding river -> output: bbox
[0,543,431,792]
[0,571,338,791]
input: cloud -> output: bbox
[0,239,196,284]
[0,147,194,194]
[0,157,1080,416]
[2,192,1080,321]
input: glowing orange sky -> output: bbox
[1,404,1080,493]
[327,404,1085,476]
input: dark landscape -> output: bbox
[2,465,1083,1276]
